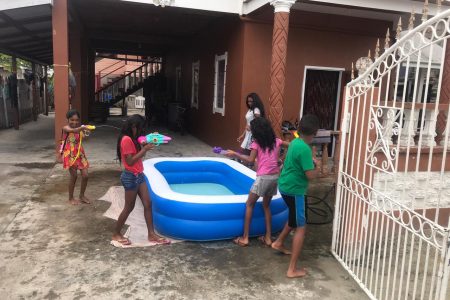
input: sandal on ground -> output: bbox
[149,237,171,245]
[112,238,131,246]
[233,237,249,247]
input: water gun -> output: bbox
[81,125,95,137]
[138,133,172,146]
[83,125,96,131]
[213,147,227,155]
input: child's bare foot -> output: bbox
[148,233,171,245]
[258,236,272,247]
[69,198,81,205]
[286,267,307,278]
[112,234,131,245]
[233,237,249,247]
[271,241,292,255]
[80,196,91,204]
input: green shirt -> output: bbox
[278,138,314,195]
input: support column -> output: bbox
[268,0,295,137]
[11,56,19,129]
[44,65,48,116]
[69,24,88,123]
[437,41,450,145]
[31,62,38,121]
[87,47,96,120]
[52,0,69,152]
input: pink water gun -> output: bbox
[137,133,172,146]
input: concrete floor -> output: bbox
[0,113,367,299]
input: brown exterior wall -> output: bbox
[165,10,391,149]
[241,10,392,132]
[165,16,245,150]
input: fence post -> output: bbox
[438,217,450,299]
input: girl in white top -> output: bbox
[237,93,266,154]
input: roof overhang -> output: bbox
[295,0,444,16]
[0,0,53,11]
[120,0,242,14]
[0,3,52,65]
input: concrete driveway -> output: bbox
[0,114,367,299]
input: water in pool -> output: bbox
[169,183,235,195]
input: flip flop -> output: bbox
[112,238,131,246]
[80,198,91,204]
[258,236,272,247]
[149,237,171,245]
[233,237,248,247]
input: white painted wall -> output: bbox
[120,0,243,14]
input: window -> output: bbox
[191,61,199,109]
[213,52,227,115]
[175,65,181,102]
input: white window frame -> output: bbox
[191,61,200,109]
[213,52,227,116]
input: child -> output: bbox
[271,114,321,278]
[226,117,289,247]
[61,109,91,205]
[113,114,170,246]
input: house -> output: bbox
[1,1,449,299]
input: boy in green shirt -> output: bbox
[272,114,321,278]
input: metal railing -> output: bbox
[332,6,450,300]
[95,62,161,104]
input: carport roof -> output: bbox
[0,4,52,65]
[0,0,233,65]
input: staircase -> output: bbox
[90,62,161,121]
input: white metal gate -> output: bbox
[332,8,450,300]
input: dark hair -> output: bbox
[298,114,320,136]
[66,109,80,119]
[246,93,266,118]
[250,117,276,152]
[116,114,144,163]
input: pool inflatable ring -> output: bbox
[143,157,288,241]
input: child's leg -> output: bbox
[287,226,306,278]
[112,190,137,243]
[261,195,273,245]
[79,168,90,204]
[272,193,297,254]
[68,168,80,205]
[285,195,307,278]
[237,192,259,245]
[137,181,170,244]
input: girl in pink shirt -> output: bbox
[227,117,289,247]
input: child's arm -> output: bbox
[124,143,154,166]
[63,125,86,133]
[281,140,290,148]
[305,160,322,180]
[225,149,257,164]
[237,129,247,143]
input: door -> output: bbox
[301,68,342,156]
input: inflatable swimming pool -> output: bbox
[143,157,288,241]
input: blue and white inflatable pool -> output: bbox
[143,157,288,241]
